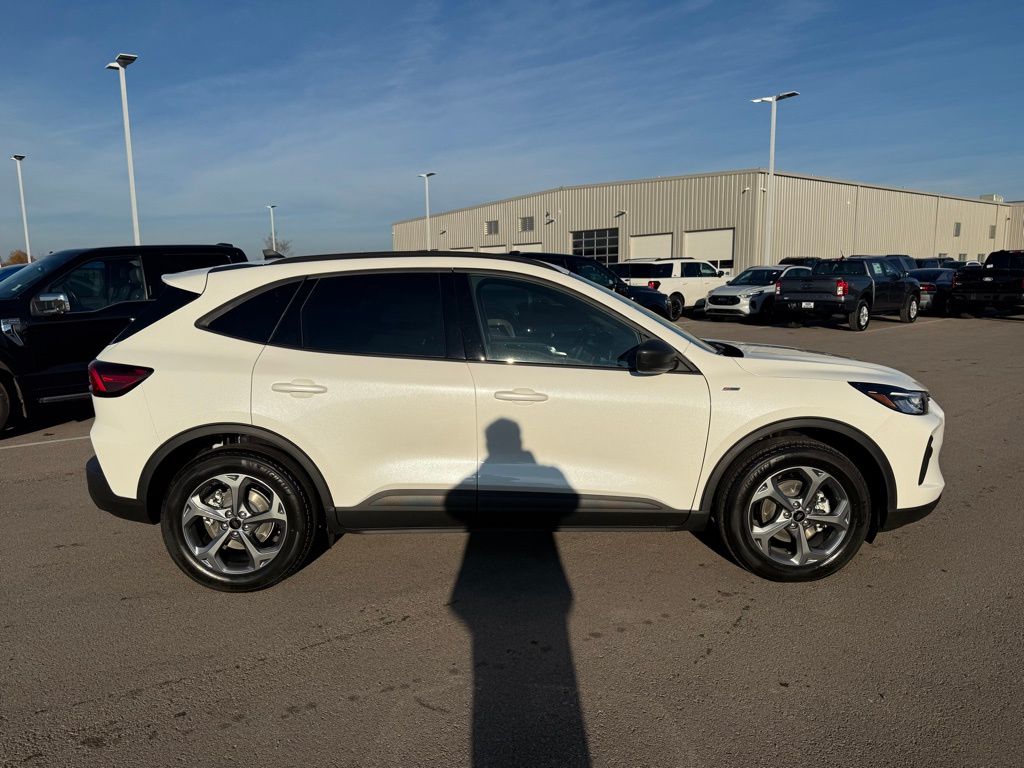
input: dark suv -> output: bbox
[523,253,674,319]
[0,244,248,430]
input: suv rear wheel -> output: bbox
[160,449,318,591]
[0,379,11,433]
[715,437,870,581]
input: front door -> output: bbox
[458,272,711,528]
[24,254,148,400]
[250,271,478,528]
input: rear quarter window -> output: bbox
[201,281,302,344]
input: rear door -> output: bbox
[250,270,478,526]
[24,253,149,400]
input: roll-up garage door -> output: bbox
[628,233,672,260]
[684,229,734,266]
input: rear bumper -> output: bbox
[86,455,154,524]
[778,297,855,316]
[881,496,941,532]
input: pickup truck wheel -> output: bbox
[848,300,870,331]
[668,294,684,321]
[0,379,11,432]
[900,295,919,323]
[715,437,870,581]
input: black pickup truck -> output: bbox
[949,250,1024,313]
[776,256,921,331]
[0,244,249,431]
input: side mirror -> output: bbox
[633,338,678,375]
[31,292,71,317]
[718,270,725,277]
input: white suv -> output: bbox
[612,258,729,317]
[86,253,945,591]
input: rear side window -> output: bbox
[986,252,1024,269]
[204,281,301,343]
[294,273,445,358]
[616,263,672,279]
[114,285,200,342]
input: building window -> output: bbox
[978,253,986,260]
[571,228,620,264]
[959,253,968,260]
[518,216,535,233]
[953,222,962,237]
[938,253,949,258]
[989,224,997,239]
[484,220,499,236]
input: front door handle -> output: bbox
[494,388,548,403]
[272,379,328,398]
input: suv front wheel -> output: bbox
[161,450,318,591]
[715,437,870,581]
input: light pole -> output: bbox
[417,172,436,250]
[106,53,141,245]
[10,155,31,262]
[751,90,799,264]
[266,205,278,251]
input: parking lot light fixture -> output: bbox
[418,172,436,250]
[751,91,800,264]
[266,205,277,252]
[10,154,32,262]
[106,53,141,246]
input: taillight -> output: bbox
[952,276,963,288]
[920,283,936,293]
[835,279,849,296]
[88,360,153,397]
[774,280,781,296]
[648,280,661,290]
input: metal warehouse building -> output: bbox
[392,169,1024,272]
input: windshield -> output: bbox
[731,268,782,286]
[567,273,718,355]
[812,260,866,277]
[0,250,82,299]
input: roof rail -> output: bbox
[275,250,562,272]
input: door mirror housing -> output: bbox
[632,338,678,375]
[718,270,725,277]
[31,292,71,317]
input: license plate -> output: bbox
[801,301,814,309]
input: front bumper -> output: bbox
[706,295,761,316]
[881,496,942,532]
[86,455,153,524]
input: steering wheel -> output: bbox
[565,325,609,365]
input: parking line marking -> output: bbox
[0,435,91,451]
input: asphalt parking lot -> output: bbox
[2,311,1023,767]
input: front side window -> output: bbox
[881,261,900,278]
[296,272,445,358]
[699,262,719,277]
[47,257,145,313]
[570,261,617,290]
[471,275,641,369]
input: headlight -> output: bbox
[849,382,929,414]
[739,291,757,299]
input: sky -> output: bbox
[1,0,1021,259]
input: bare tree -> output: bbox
[262,235,293,257]
[3,249,28,266]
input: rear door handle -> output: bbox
[494,388,548,403]
[272,379,328,398]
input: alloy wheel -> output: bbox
[180,473,288,575]
[747,466,851,567]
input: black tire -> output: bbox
[668,293,684,321]
[160,449,318,592]
[0,379,11,433]
[899,294,919,323]
[755,297,775,324]
[847,300,870,331]
[714,437,871,582]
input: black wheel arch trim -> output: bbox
[137,423,334,519]
[698,417,897,527]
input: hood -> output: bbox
[709,283,771,297]
[713,340,926,390]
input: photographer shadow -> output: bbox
[447,418,591,768]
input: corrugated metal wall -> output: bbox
[392,171,1012,270]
